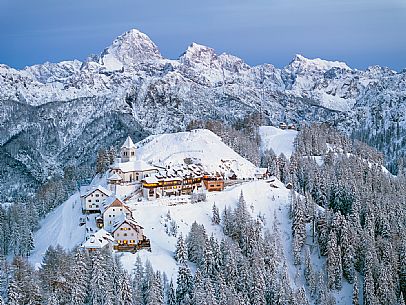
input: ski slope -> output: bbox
[259,126,298,158]
[136,129,257,178]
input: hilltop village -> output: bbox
[79,135,270,253]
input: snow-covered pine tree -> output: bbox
[166,280,176,305]
[304,246,316,296]
[118,271,133,305]
[212,203,220,225]
[186,222,207,267]
[6,279,20,305]
[132,256,144,305]
[292,194,306,265]
[175,233,188,265]
[352,274,359,305]
[176,265,194,305]
[341,217,355,283]
[70,250,88,305]
[327,229,342,290]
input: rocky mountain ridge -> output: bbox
[0,28,405,201]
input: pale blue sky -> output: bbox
[0,0,405,70]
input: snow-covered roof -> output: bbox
[111,160,158,173]
[121,136,136,149]
[107,173,123,181]
[255,167,268,175]
[80,185,112,198]
[102,196,131,214]
[144,176,159,184]
[82,229,114,249]
[112,217,144,234]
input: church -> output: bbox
[109,136,159,184]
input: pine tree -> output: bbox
[176,265,194,305]
[341,218,355,283]
[327,230,342,290]
[70,250,88,305]
[166,280,176,305]
[7,279,20,305]
[363,253,377,305]
[352,274,359,305]
[46,293,60,305]
[119,271,133,305]
[212,203,220,225]
[304,247,316,296]
[292,195,306,265]
[175,233,188,265]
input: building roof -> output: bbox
[82,229,114,249]
[111,160,159,173]
[121,136,136,149]
[102,196,131,214]
[143,175,159,184]
[80,185,112,198]
[107,173,122,181]
[112,217,144,234]
[255,167,268,175]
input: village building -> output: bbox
[101,196,132,232]
[141,164,205,200]
[80,185,112,213]
[107,173,122,193]
[109,136,159,184]
[202,175,225,192]
[255,167,269,180]
[279,122,287,130]
[112,218,149,251]
[82,228,114,252]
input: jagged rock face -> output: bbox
[0,29,405,200]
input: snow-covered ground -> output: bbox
[122,179,290,281]
[28,126,354,304]
[29,192,85,268]
[258,125,298,158]
[136,129,257,178]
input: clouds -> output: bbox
[0,0,405,70]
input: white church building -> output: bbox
[109,136,159,184]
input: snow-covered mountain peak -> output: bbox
[287,54,351,73]
[99,28,162,71]
[24,60,82,84]
[179,42,217,67]
[365,65,397,77]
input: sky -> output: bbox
[0,0,405,70]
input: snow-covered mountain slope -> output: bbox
[1,28,406,201]
[29,192,85,268]
[136,129,257,178]
[258,126,298,158]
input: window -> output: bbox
[116,233,119,236]
[96,199,99,202]
[124,233,127,237]
[96,194,99,197]
[109,215,112,217]
[113,208,115,212]
[88,199,91,202]
[131,152,135,156]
